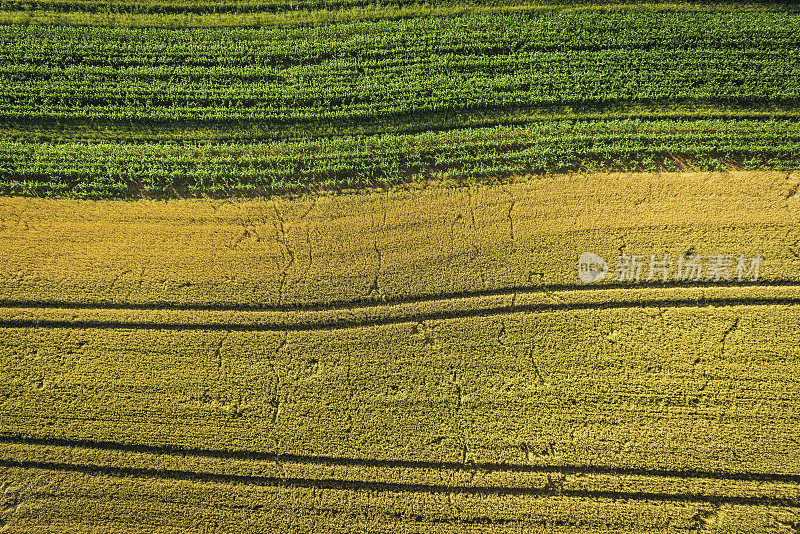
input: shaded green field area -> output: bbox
[2,7,800,197]
[0,1,797,27]
[3,120,799,197]
[2,0,797,16]
[4,13,799,124]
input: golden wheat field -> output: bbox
[2,171,800,532]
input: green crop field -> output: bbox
[1,0,800,197]
[2,0,800,531]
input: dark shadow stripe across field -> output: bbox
[1,457,798,506]
[0,279,797,313]
[6,100,800,143]
[2,434,800,485]
[0,294,798,332]
[2,0,798,16]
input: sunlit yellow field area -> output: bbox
[1,171,799,531]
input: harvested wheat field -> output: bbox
[0,171,799,532]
